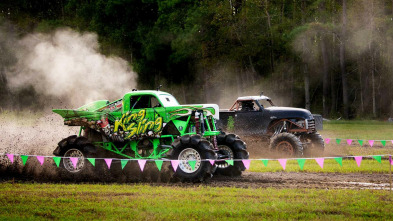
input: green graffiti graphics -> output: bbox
[113,109,163,139]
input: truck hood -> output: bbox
[183,104,220,120]
[265,107,313,120]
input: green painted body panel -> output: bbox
[53,90,220,159]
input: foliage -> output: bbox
[1,1,393,118]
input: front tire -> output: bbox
[301,132,325,157]
[270,132,303,157]
[171,135,216,182]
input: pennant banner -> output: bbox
[171,160,179,172]
[278,159,287,170]
[155,160,163,171]
[53,157,61,167]
[121,159,128,170]
[36,156,45,165]
[297,159,306,170]
[354,156,362,167]
[138,160,146,172]
[21,155,28,166]
[2,153,393,173]
[104,159,112,169]
[242,160,251,170]
[334,157,343,167]
[6,154,14,163]
[315,158,324,169]
[70,157,78,169]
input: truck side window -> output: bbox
[131,96,150,109]
[151,96,161,108]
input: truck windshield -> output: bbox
[159,94,180,107]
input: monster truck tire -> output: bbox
[270,132,303,157]
[54,136,96,174]
[172,135,217,182]
[301,132,325,157]
[215,133,249,176]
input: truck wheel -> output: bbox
[270,132,303,157]
[301,132,325,157]
[172,135,216,182]
[215,133,249,176]
[55,136,95,174]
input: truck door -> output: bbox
[234,101,265,135]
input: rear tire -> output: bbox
[301,132,325,157]
[270,132,303,157]
[171,135,216,182]
[54,135,96,174]
[215,133,249,176]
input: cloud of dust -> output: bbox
[4,27,137,108]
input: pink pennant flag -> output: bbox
[389,156,392,165]
[171,160,179,172]
[325,138,330,144]
[242,160,251,170]
[354,156,362,167]
[138,160,146,172]
[368,140,374,147]
[104,159,112,169]
[36,156,45,165]
[391,140,393,145]
[315,158,324,169]
[209,160,215,165]
[278,159,287,170]
[70,157,78,169]
[346,139,352,145]
[6,154,14,163]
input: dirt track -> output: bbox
[1,159,391,190]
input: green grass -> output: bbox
[0,183,392,220]
[248,158,392,173]
[321,120,393,140]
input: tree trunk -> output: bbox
[321,37,329,117]
[301,0,310,110]
[264,0,275,73]
[304,65,310,110]
[340,0,349,118]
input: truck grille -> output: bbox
[311,114,323,131]
[307,119,316,132]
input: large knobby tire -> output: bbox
[171,135,216,182]
[215,133,249,176]
[54,135,96,174]
[270,132,303,157]
[301,132,325,157]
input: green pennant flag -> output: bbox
[334,157,343,167]
[336,139,341,144]
[380,140,386,147]
[155,160,163,171]
[358,140,364,146]
[121,159,128,169]
[87,158,95,167]
[297,159,306,170]
[262,159,269,167]
[21,155,28,166]
[225,160,234,166]
[52,157,61,167]
[372,155,382,163]
[188,160,196,170]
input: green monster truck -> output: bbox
[52,89,248,182]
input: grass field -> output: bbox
[1,183,392,220]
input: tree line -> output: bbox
[1,0,393,119]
